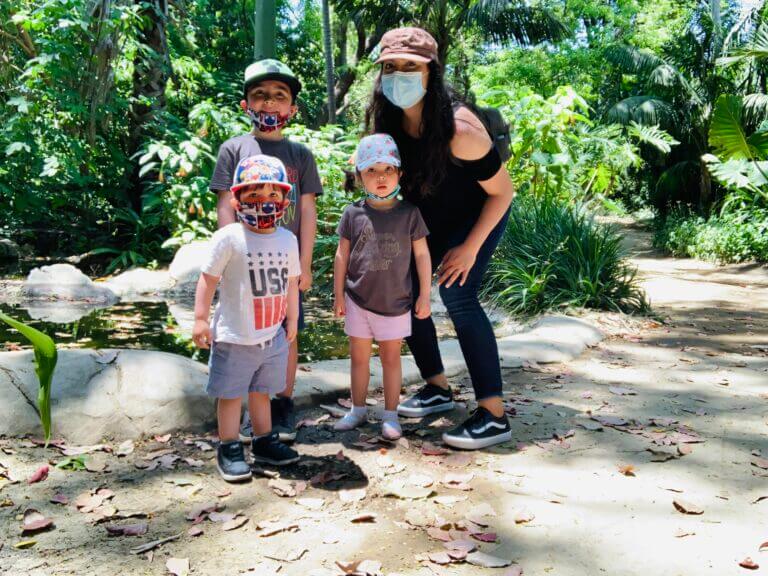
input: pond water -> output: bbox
[0,300,352,364]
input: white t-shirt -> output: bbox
[201,224,300,345]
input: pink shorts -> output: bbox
[344,293,411,341]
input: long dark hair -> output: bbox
[365,61,457,199]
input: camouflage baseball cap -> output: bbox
[243,59,302,98]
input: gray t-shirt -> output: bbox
[337,200,429,316]
[210,134,323,244]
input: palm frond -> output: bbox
[702,153,768,190]
[717,22,768,67]
[604,45,667,75]
[743,93,768,125]
[466,1,569,45]
[604,96,676,128]
[647,64,679,88]
[627,121,680,154]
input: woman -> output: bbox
[367,27,515,450]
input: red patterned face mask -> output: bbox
[236,199,290,229]
[246,109,291,132]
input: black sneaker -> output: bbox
[252,432,300,466]
[271,397,297,442]
[216,441,252,482]
[442,407,512,450]
[398,383,455,417]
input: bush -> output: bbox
[481,195,648,315]
[654,207,768,263]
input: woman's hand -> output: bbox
[437,242,477,288]
[192,319,213,349]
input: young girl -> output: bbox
[333,133,432,440]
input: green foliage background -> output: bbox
[2,0,767,312]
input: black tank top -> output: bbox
[397,132,502,242]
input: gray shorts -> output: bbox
[206,329,288,399]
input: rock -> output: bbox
[24,301,106,324]
[168,302,196,334]
[0,349,214,443]
[104,268,175,297]
[0,238,20,261]
[24,264,118,304]
[168,242,209,289]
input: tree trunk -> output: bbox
[254,0,276,60]
[128,0,169,213]
[322,0,336,124]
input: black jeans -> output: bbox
[406,211,509,400]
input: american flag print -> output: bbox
[253,294,287,330]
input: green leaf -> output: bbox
[0,312,57,443]
[628,122,679,154]
[8,97,29,113]
[5,142,31,156]
[710,95,768,160]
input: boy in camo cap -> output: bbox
[209,59,323,444]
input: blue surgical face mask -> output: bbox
[381,72,426,109]
[366,183,401,203]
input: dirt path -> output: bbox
[1,223,767,576]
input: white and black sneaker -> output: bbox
[216,441,253,482]
[442,407,512,450]
[397,383,455,417]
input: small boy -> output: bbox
[209,59,323,442]
[194,155,301,482]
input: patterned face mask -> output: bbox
[246,108,291,132]
[236,200,289,229]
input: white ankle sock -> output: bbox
[382,410,398,422]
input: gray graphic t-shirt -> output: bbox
[337,200,429,316]
[210,134,323,244]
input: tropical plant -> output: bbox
[0,312,57,443]
[482,194,648,315]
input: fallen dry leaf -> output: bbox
[609,386,636,396]
[739,557,759,570]
[673,499,704,515]
[618,464,636,477]
[339,488,366,503]
[268,478,297,497]
[187,526,203,537]
[427,527,452,542]
[514,510,535,524]
[13,540,37,549]
[471,531,498,542]
[264,547,308,562]
[350,512,377,523]
[674,529,695,538]
[166,557,189,576]
[421,442,448,456]
[129,532,182,554]
[50,493,68,505]
[752,457,768,470]
[406,473,434,488]
[221,515,248,531]
[115,440,135,457]
[502,566,524,576]
[185,502,219,522]
[296,497,325,510]
[466,551,512,568]
[678,444,693,456]
[759,541,768,552]
[207,511,235,523]
[383,482,433,500]
[428,551,452,565]
[27,465,49,484]
[256,520,300,537]
[105,522,148,537]
[154,434,172,443]
[61,444,111,457]
[21,509,54,534]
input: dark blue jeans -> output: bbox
[407,211,509,400]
